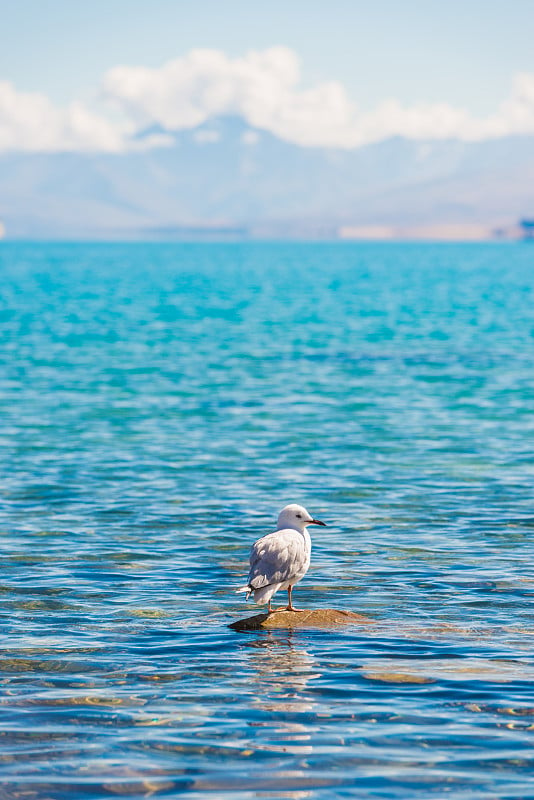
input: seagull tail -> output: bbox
[235,585,252,601]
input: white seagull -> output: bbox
[236,503,327,613]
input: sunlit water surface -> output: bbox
[1,241,533,799]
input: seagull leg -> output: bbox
[285,585,303,612]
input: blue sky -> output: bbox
[1,0,534,152]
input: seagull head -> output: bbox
[277,503,327,532]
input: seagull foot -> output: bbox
[284,605,304,612]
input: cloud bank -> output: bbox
[2,47,534,153]
[0,81,126,152]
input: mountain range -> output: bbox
[1,116,533,239]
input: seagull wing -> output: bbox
[247,529,307,590]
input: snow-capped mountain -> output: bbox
[1,115,533,238]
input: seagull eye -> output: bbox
[296,513,302,518]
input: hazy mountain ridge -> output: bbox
[1,116,533,238]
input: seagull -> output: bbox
[236,503,327,613]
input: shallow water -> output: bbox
[0,240,533,799]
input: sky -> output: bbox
[1,0,534,152]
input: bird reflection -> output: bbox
[238,633,321,757]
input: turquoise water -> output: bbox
[1,241,533,799]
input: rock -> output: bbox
[229,608,374,631]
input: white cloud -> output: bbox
[101,47,358,147]
[354,73,534,144]
[0,80,126,153]
[241,129,260,146]
[102,49,534,148]
[193,128,220,144]
[493,72,534,136]
[2,50,534,153]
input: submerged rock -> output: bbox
[229,608,373,631]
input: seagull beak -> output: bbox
[309,518,327,526]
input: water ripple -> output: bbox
[0,241,533,798]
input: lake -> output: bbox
[0,240,533,798]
